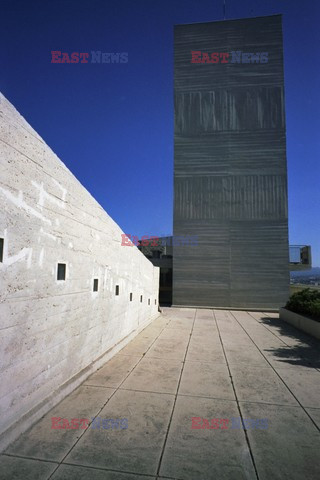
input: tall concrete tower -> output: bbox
[173,15,289,309]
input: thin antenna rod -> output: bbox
[223,0,226,20]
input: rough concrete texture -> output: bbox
[0,93,159,450]
[173,15,290,309]
[1,308,320,479]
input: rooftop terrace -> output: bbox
[1,307,320,479]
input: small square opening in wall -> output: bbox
[93,279,99,292]
[57,263,66,281]
[140,295,143,303]
[155,299,157,305]
[115,285,119,296]
[148,299,150,305]
[130,293,133,301]
[0,238,3,263]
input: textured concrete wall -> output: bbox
[173,15,289,309]
[0,93,159,449]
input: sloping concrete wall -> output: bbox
[173,15,289,309]
[0,93,159,449]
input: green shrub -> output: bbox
[310,301,320,319]
[286,289,320,321]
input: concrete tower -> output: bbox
[173,15,289,309]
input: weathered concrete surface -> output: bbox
[1,308,320,479]
[173,15,289,309]
[0,93,159,450]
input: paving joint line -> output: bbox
[46,315,173,480]
[61,459,167,478]
[246,310,318,352]
[0,451,181,480]
[230,310,320,434]
[246,311,290,346]
[251,311,320,371]
[1,452,58,464]
[155,308,197,477]
[250,311,320,352]
[213,309,260,480]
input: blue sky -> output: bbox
[1,0,319,266]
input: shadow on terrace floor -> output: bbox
[260,316,320,369]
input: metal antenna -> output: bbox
[223,0,226,20]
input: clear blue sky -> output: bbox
[1,0,319,265]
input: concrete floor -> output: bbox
[1,308,320,480]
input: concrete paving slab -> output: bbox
[146,337,188,360]
[159,395,256,480]
[275,334,317,348]
[273,363,320,373]
[131,335,158,348]
[195,309,213,318]
[65,389,174,476]
[223,345,270,367]
[215,320,243,332]
[195,315,214,322]
[161,308,184,318]
[194,317,216,326]
[236,319,282,339]
[166,319,193,330]
[0,455,57,480]
[188,333,223,348]
[118,336,155,356]
[178,307,195,314]
[213,310,234,321]
[247,334,286,350]
[230,365,298,406]
[240,402,320,480]
[179,362,235,400]
[186,339,226,364]
[51,464,156,479]
[262,346,320,369]
[215,320,250,336]
[163,308,195,320]
[274,368,320,408]
[305,408,320,430]
[84,355,141,388]
[231,319,261,332]
[147,316,170,328]
[190,330,221,344]
[215,320,243,333]
[158,328,191,341]
[192,326,218,337]
[138,328,163,340]
[120,357,183,394]
[218,333,254,346]
[238,324,275,336]
[5,386,115,462]
[230,311,255,322]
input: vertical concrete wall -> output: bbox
[0,93,159,449]
[173,15,289,309]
